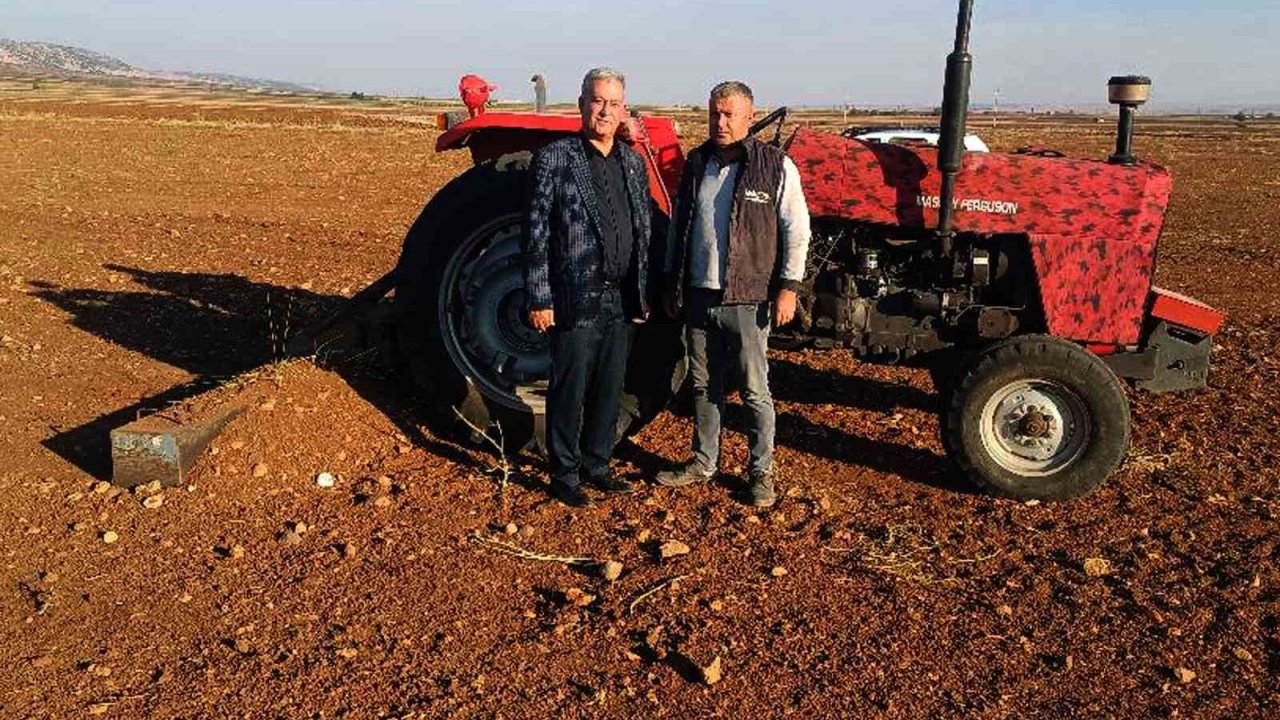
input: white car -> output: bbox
[849,127,990,153]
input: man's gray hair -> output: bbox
[580,67,626,97]
[710,80,754,104]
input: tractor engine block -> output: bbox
[796,222,1030,363]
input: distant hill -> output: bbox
[0,39,316,93]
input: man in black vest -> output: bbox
[523,67,652,507]
[657,81,811,507]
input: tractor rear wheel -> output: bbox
[943,335,1130,500]
[394,154,540,450]
[394,153,685,451]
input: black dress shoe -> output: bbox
[549,481,595,508]
[586,472,636,494]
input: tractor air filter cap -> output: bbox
[1108,75,1152,105]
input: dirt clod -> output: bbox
[657,540,690,559]
[1083,558,1113,577]
[599,560,624,582]
[701,656,723,685]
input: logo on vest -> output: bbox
[743,189,772,204]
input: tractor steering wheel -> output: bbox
[749,106,790,147]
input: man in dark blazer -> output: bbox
[523,67,651,507]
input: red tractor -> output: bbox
[388,0,1224,501]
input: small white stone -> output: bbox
[315,472,335,488]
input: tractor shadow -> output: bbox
[768,357,936,413]
[33,265,969,496]
[29,265,470,480]
[774,410,975,495]
[628,348,957,492]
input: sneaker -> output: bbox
[549,481,595,508]
[655,462,714,488]
[744,473,777,508]
[586,472,635,494]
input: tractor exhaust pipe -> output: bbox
[1107,75,1151,165]
[935,0,975,259]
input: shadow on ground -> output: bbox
[31,265,960,494]
[30,264,472,480]
[769,357,937,413]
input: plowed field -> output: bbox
[1,79,1278,719]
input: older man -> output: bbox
[658,81,811,507]
[522,67,651,507]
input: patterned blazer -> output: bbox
[523,135,652,329]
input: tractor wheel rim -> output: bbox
[979,380,1090,476]
[438,215,549,411]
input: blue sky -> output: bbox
[3,1,1275,108]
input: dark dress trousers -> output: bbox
[523,134,651,487]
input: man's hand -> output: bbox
[773,289,798,327]
[631,310,649,325]
[528,308,555,333]
[662,288,681,320]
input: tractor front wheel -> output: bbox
[943,335,1130,500]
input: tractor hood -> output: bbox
[787,126,1173,238]
[786,127,1176,345]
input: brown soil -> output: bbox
[1,80,1278,719]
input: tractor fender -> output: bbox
[435,112,684,215]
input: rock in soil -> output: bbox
[657,540,690,559]
[599,560,624,582]
[136,480,162,496]
[701,656,723,685]
[1083,557,1113,577]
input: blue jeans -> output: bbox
[685,288,775,477]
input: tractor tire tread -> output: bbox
[943,334,1130,501]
